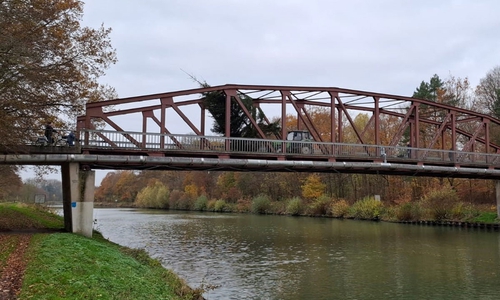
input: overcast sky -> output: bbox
[22,0,500,185]
[82,0,500,97]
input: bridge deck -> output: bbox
[2,129,500,179]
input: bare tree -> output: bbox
[474,66,500,118]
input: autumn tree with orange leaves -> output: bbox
[0,0,117,187]
[1,0,117,144]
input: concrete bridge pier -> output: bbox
[61,163,95,237]
[496,181,500,219]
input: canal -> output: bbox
[93,208,500,300]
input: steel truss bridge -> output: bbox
[2,84,500,178]
[5,84,500,236]
[57,83,500,179]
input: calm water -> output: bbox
[93,208,500,300]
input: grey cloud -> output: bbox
[82,0,500,97]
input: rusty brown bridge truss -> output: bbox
[14,83,484,179]
[5,83,500,237]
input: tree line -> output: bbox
[94,169,494,208]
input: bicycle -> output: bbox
[33,132,69,147]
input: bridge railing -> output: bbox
[79,129,500,167]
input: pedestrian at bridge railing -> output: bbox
[35,126,77,147]
[44,122,57,144]
[380,147,387,163]
[62,131,76,146]
[448,148,455,162]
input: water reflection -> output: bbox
[94,209,500,300]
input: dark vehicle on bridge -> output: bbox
[278,130,314,154]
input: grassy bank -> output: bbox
[0,203,202,300]
[20,233,201,299]
[0,203,64,231]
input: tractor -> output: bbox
[278,130,314,154]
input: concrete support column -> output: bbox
[61,164,73,232]
[496,181,500,219]
[61,163,95,237]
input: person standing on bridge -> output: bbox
[406,142,411,158]
[44,122,57,145]
[448,147,455,162]
[66,130,76,146]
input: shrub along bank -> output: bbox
[134,187,499,226]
